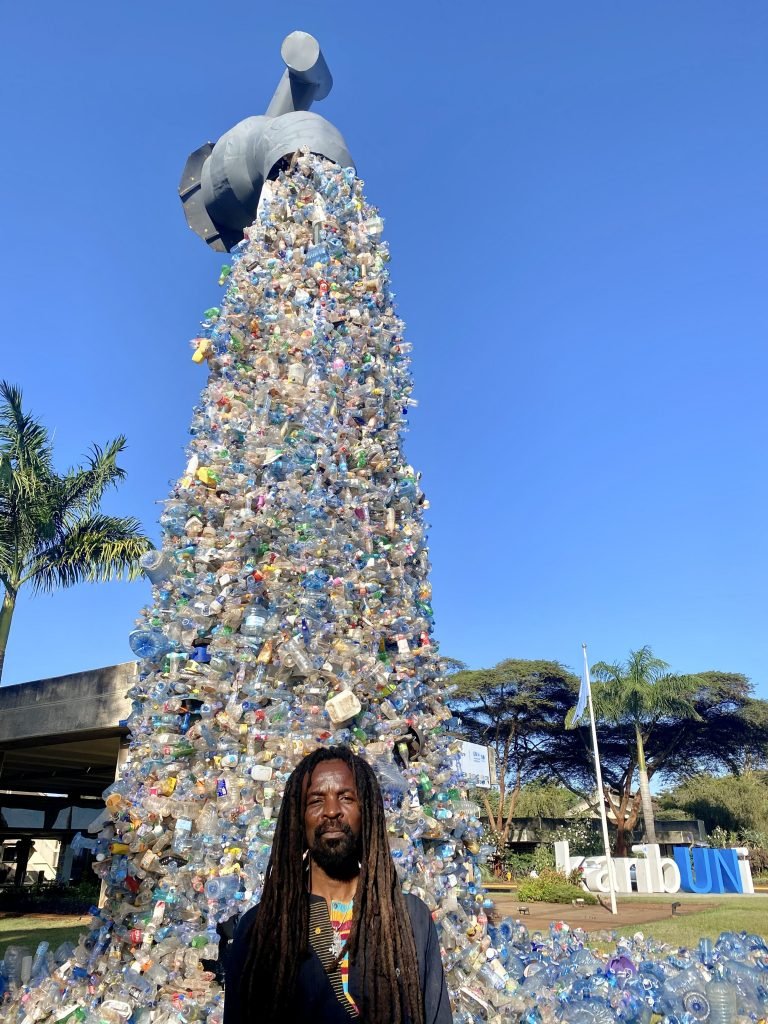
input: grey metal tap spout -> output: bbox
[179,31,354,253]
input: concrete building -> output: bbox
[0,663,133,884]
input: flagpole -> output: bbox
[582,643,618,915]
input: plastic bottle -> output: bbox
[204,875,242,901]
[698,935,714,967]
[658,964,709,1018]
[706,968,738,1023]
[560,1002,615,1023]
[30,940,50,980]
[3,944,31,986]
[128,628,173,661]
[139,549,175,584]
[240,604,269,638]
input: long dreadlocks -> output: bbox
[239,745,425,1024]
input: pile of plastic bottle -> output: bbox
[452,923,768,1022]
[4,920,768,1023]
[3,152,767,1023]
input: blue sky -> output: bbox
[1,2,766,694]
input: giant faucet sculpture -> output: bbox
[1,30,498,1024]
[179,31,354,252]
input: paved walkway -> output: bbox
[487,893,742,933]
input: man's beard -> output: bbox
[309,823,362,881]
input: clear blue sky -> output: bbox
[2,2,766,694]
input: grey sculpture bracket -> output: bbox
[179,31,354,253]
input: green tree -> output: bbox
[472,780,580,821]
[578,647,703,848]
[513,781,581,818]
[0,382,152,681]
[451,659,580,849]
[660,772,768,838]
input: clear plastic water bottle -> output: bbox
[698,935,714,966]
[204,875,242,901]
[240,604,269,638]
[706,969,738,1024]
[3,945,31,986]
[29,941,50,981]
[659,964,709,1018]
[561,1003,615,1023]
[139,549,174,584]
[128,628,173,660]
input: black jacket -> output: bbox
[223,893,453,1024]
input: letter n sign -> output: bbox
[673,847,743,894]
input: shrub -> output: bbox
[0,879,100,914]
[517,869,597,905]
[503,852,536,877]
[480,825,540,878]
[482,851,537,880]
[551,817,604,857]
[709,826,768,878]
[709,825,737,849]
[531,845,556,873]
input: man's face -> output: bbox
[304,759,362,880]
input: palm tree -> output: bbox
[589,646,702,846]
[0,381,152,682]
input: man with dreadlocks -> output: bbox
[224,745,452,1024]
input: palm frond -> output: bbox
[0,523,15,587]
[56,437,129,522]
[591,660,624,685]
[627,646,670,686]
[644,672,703,722]
[591,648,704,730]
[0,381,54,490]
[24,514,153,592]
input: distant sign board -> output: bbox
[459,742,493,788]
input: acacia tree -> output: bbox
[450,659,580,850]
[673,672,768,776]
[0,382,152,681]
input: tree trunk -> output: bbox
[481,792,497,832]
[635,725,657,845]
[605,789,629,856]
[0,588,16,684]
[614,820,628,857]
[606,784,642,857]
[493,736,511,833]
[500,776,522,843]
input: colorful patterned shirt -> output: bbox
[308,897,359,1016]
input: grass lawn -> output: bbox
[0,914,89,958]
[610,897,768,948]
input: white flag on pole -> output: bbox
[573,664,589,724]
